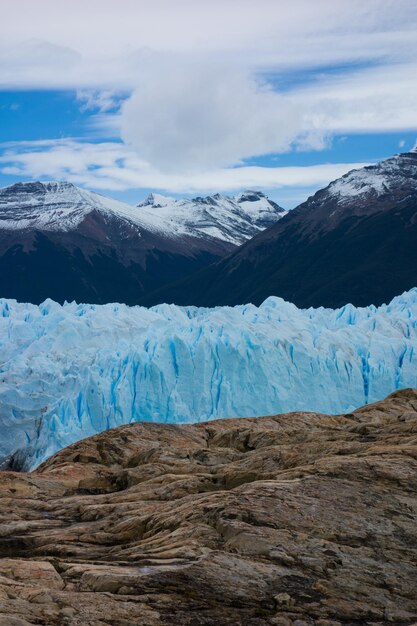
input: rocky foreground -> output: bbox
[0,390,417,626]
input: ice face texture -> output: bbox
[1,290,416,470]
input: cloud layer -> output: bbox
[120,65,308,171]
[0,139,368,198]
[1,1,416,86]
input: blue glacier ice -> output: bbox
[0,290,417,469]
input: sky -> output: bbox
[0,0,417,208]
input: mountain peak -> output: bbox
[0,180,146,233]
[322,150,417,205]
[235,190,266,202]
[135,189,286,245]
[138,192,174,208]
[3,180,77,194]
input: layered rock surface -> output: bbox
[0,389,417,625]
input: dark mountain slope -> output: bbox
[0,182,285,305]
[143,150,417,308]
[0,223,221,305]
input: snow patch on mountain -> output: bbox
[137,190,287,245]
[0,181,167,234]
[329,169,392,199]
[0,289,416,470]
[326,150,417,202]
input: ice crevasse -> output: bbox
[0,290,417,469]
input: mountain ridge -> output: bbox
[143,149,417,308]
[136,188,287,245]
[0,181,285,304]
[0,181,286,246]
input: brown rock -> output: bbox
[0,389,417,625]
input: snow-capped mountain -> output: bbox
[1,289,416,470]
[150,149,417,309]
[0,181,285,244]
[0,182,284,305]
[0,181,154,233]
[293,147,417,236]
[137,189,286,245]
[323,146,417,206]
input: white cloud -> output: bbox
[0,139,369,197]
[114,54,417,171]
[1,1,417,89]
[2,2,417,65]
[76,89,124,113]
[295,61,417,133]
[120,64,311,171]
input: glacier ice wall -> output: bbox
[0,290,417,469]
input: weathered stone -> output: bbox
[274,592,294,607]
[0,389,416,625]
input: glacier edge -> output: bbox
[0,290,416,470]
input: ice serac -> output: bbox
[0,289,417,470]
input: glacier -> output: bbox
[0,290,417,470]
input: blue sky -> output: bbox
[1,1,417,208]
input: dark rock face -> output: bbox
[148,151,417,308]
[1,389,417,625]
[0,221,224,306]
[0,184,233,305]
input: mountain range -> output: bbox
[148,148,417,308]
[1,148,416,308]
[0,183,285,304]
